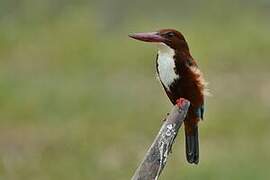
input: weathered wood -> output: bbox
[131,100,190,180]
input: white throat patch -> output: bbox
[157,43,179,90]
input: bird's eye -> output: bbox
[166,32,175,38]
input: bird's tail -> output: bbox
[184,123,199,164]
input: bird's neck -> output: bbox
[157,43,175,57]
[157,43,191,63]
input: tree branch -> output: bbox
[131,99,190,180]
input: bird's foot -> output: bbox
[176,98,187,108]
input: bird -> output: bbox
[129,29,208,164]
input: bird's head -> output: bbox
[129,29,190,53]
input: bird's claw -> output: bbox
[176,98,187,108]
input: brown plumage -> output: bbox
[129,29,207,164]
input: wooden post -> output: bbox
[131,99,190,180]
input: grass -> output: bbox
[0,0,270,179]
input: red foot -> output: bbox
[176,98,187,108]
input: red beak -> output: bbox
[128,32,165,43]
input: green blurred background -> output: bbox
[0,0,270,179]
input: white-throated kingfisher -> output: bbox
[129,29,208,164]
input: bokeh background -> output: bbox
[0,0,270,179]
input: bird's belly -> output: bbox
[157,54,179,91]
